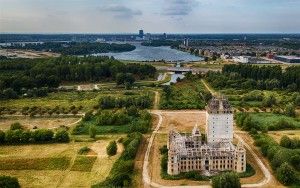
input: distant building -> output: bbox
[266,53,274,59]
[163,33,167,39]
[232,56,249,63]
[274,55,300,64]
[167,97,246,176]
[139,29,144,38]
[183,38,189,47]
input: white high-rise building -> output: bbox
[206,97,233,144]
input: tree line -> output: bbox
[0,56,156,99]
[3,42,136,55]
[214,64,300,90]
[0,123,70,144]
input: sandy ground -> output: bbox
[0,135,123,188]
[0,117,80,130]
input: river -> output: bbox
[94,43,203,62]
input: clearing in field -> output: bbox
[0,135,124,187]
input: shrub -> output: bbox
[78,146,91,155]
[276,162,297,185]
[89,125,96,139]
[284,103,296,117]
[212,172,241,188]
[10,122,23,130]
[0,176,20,188]
[83,111,93,122]
[280,136,292,148]
[106,141,117,156]
[54,130,70,143]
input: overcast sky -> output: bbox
[1,0,300,33]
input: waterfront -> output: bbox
[94,43,203,62]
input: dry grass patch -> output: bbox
[71,156,97,172]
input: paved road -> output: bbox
[142,110,273,188]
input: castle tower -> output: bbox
[206,97,233,145]
[192,124,202,146]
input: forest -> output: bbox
[0,56,156,99]
[2,42,136,55]
[206,64,300,91]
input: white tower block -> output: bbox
[206,97,233,144]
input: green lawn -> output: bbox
[71,156,97,172]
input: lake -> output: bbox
[94,43,203,62]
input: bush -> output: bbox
[106,141,117,156]
[0,176,20,188]
[284,103,296,117]
[10,122,23,130]
[54,130,70,143]
[276,162,297,185]
[212,172,241,188]
[78,146,91,155]
[89,125,96,139]
[280,136,292,148]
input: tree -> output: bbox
[0,130,5,143]
[106,140,117,156]
[163,85,172,100]
[212,172,241,188]
[284,103,296,117]
[89,125,96,139]
[54,130,70,143]
[0,176,20,188]
[276,162,297,185]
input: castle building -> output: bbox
[167,97,246,175]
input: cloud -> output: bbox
[99,5,142,19]
[162,0,199,16]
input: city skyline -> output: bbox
[1,0,300,33]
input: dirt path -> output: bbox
[153,91,160,110]
[201,79,216,95]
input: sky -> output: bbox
[0,0,300,33]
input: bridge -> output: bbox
[167,67,192,74]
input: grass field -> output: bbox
[0,157,70,170]
[160,80,210,109]
[0,89,154,112]
[249,112,300,129]
[71,156,97,172]
[0,135,123,187]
